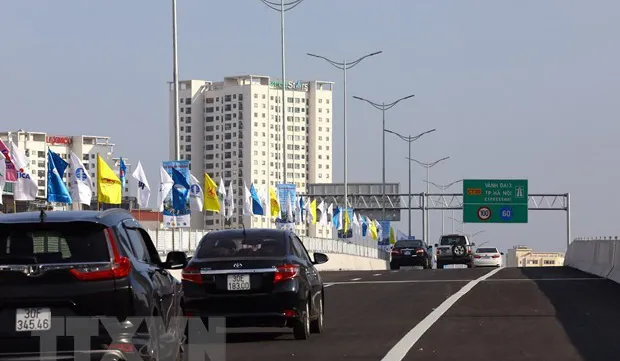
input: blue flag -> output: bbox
[250,184,264,215]
[119,158,127,187]
[47,149,72,204]
[332,207,340,229]
[170,167,190,211]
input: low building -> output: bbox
[506,245,565,267]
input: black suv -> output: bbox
[390,239,432,269]
[0,209,187,361]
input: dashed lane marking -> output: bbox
[380,267,503,361]
[350,277,362,281]
[373,273,382,276]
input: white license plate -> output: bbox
[227,274,250,291]
[404,251,411,255]
[16,308,51,332]
[483,256,490,259]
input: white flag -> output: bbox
[243,181,253,216]
[157,166,174,212]
[0,152,6,205]
[69,151,93,206]
[188,174,204,212]
[327,203,334,224]
[352,212,361,237]
[304,198,312,224]
[131,161,151,208]
[287,196,294,220]
[10,141,36,201]
[217,178,227,215]
[318,201,327,226]
[225,181,234,220]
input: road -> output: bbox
[207,267,620,361]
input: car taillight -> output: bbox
[416,249,424,254]
[474,255,482,259]
[181,267,203,284]
[70,227,130,281]
[391,249,401,254]
[274,264,299,283]
[492,255,500,258]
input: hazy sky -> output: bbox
[1,0,619,252]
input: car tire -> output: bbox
[293,301,311,340]
[310,294,324,334]
[390,263,400,270]
[436,262,443,269]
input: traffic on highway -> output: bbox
[1,209,618,361]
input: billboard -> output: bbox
[275,183,297,230]
[162,160,191,228]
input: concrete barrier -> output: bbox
[564,237,619,283]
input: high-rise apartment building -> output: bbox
[0,130,132,203]
[169,75,334,237]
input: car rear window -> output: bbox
[0,222,110,264]
[394,240,423,248]
[477,248,498,253]
[440,235,467,246]
[196,236,286,258]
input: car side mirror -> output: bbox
[500,252,504,255]
[470,243,476,247]
[313,252,329,265]
[164,251,188,269]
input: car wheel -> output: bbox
[436,262,443,269]
[293,301,311,340]
[310,294,324,334]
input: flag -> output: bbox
[332,206,340,229]
[188,174,204,212]
[297,195,304,223]
[225,181,235,220]
[217,178,226,215]
[47,149,72,204]
[286,196,294,221]
[343,209,351,233]
[203,173,220,212]
[11,142,36,201]
[0,139,17,182]
[119,158,127,188]
[389,227,397,245]
[327,203,334,224]
[269,186,280,218]
[157,166,174,212]
[96,154,122,204]
[131,161,150,208]
[69,151,93,206]
[352,212,361,237]
[309,199,317,224]
[171,167,190,212]
[0,152,5,204]
[369,220,378,240]
[250,184,263,215]
[242,181,253,216]
[318,201,327,226]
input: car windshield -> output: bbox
[394,240,423,248]
[440,235,467,246]
[0,222,110,264]
[196,236,286,258]
[477,248,498,253]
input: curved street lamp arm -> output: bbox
[384,94,415,110]
[260,0,305,12]
[345,51,383,70]
[352,95,385,111]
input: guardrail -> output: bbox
[146,229,389,261]
[564,237,620,283]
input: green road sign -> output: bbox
[462,179,528,223]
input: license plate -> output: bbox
[483,256,490,259]
[16,308,51,332]
[404,251,411,255]
[227,274,250,291]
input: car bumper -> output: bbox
[473,259,502,267]
[391,255,428,266]
[436,256,472,264]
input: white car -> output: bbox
[473,247,503,267]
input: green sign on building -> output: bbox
[462,179,528,223]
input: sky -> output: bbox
[1,0,619,252]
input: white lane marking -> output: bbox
[324,283,334,288]
[325,277,604,285]
[350,277,362,281]
[380,267,502,361]
[373,273,382,276]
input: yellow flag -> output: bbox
[269,186,280,217]
[310,199,317,224]
[389,227,396,245]
[96,154,122,204]
[343,210,350,232]
[369,220,378,240]
[203,173,220,212]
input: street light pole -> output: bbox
[353,94,415,221]
[424,179,463,234]
[407,156,450,242]
[307,51,382,211]
[172,0,180,161]
[260,0,305,185]
[384,128,437,238]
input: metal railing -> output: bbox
[147,229,389,261]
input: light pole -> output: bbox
[259,0,305,185]
[424,179,463,234]
[307,51,382,210]
[384,128,437,237]
[172,0,180,160]
[407,156,450,242]
[353,94,416,221]
[448,216,465,233]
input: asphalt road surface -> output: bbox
[208,267,620,361]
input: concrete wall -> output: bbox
[564,237,620,283]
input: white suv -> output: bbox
[434,234,475,269]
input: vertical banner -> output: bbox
[337,207,354,239]
[378,220,391,252]
[275,183,296,230]
[162,160,191,228]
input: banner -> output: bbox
[275,183,296,229]
[162,160,191,228]
[378,220,391,251]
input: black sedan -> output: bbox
[181,228,329,340]
[390,239,433,269]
